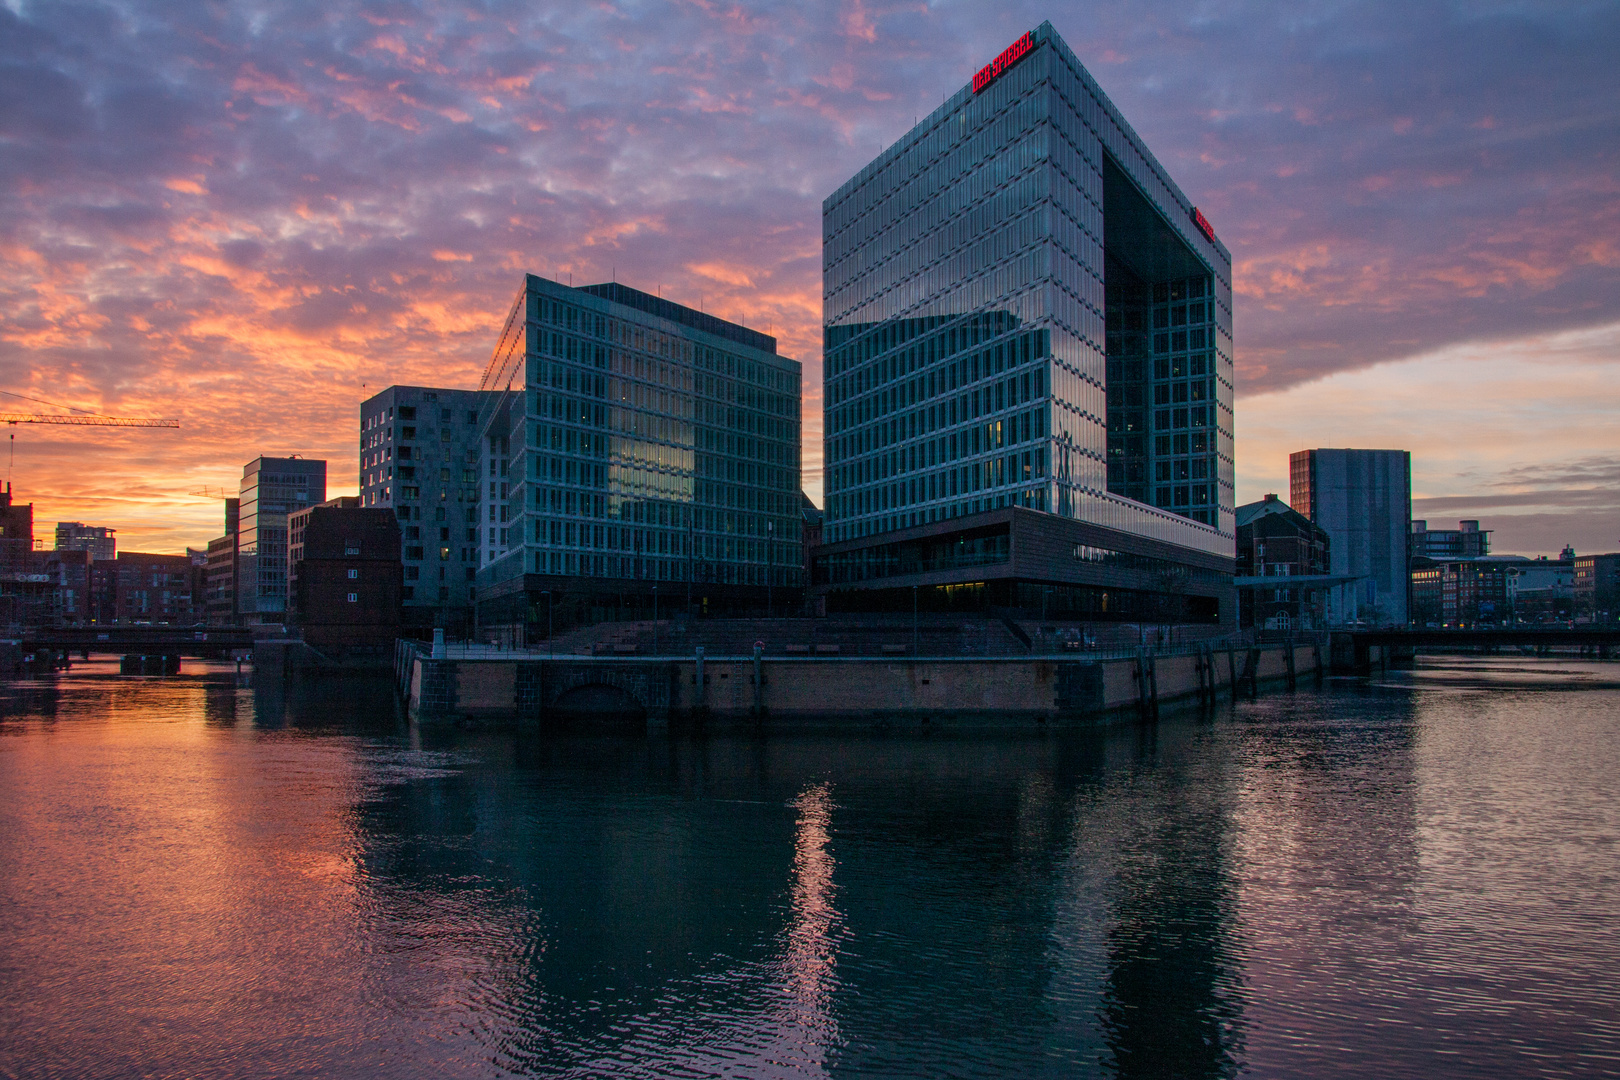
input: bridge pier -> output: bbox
[120,654,180,675]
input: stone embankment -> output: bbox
[396,634,1365,729]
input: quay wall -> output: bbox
[400,639,1356,728]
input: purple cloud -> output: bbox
[0,0,1613,549]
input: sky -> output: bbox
[1,0,1616,557]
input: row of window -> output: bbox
[834,408,1047,494]
[529,518,799,565]
[513,489,797,542]
[836,447,1050,521]
[829,327,1045,404]
[531,294,795,394]
[531,550,795,586]
[535,357,793,426]
[823,72,1050,276]
[529,395,796,462]
[831,371,1047,482]
[834,487,1051,543]
[527,427,793,492]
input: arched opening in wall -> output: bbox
[549,683,646,728]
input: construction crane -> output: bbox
[0,412,180,487]
[0,414,178,428]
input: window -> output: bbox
[347,569,359,579]
[346,592,358,603]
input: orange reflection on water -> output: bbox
[776,781,842,1070]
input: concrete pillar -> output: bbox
[751,644,765,718]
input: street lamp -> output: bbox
[652,584,658,655]
[766,519,774,618]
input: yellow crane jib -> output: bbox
[0,414,179,428]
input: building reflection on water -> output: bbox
[16,664,1597,1079]
[310,718,1255,1078]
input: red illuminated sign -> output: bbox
[1190,206,1216,243]
[972,31,1035,94]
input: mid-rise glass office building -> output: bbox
[817,22,1236,622]
[237,456,326,623]
[475,276,803,636]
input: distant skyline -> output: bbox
[2,1,1616,555]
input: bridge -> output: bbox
[1344,627,1620,650]
[17,626,255,657]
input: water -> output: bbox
[2,657,1618,1078]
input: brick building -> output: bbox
[1413,556,1533,627]
[288,500,402,647]
[114,552,202,625]
[1235,494,1331,630]
[1574,553,1620,624]
[0,484,33,546]
[205,498,241,626]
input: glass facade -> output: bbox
[237,456,326,622]
[822,21,1234,558]
[476,276,803,611]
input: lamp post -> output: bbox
[766,519,774,618]
[652,584,658,655]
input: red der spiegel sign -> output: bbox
[972,32,1035,94]
[1190,206,1216,243]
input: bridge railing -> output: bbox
[397,634,1307,664]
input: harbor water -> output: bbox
[2,656,1618,1078]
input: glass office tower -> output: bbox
[1290,448,1412,626]
[237,456,326,624]
[475,276,803,637]
[817,22,1236,622]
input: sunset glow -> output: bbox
[2,1,1615,554]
